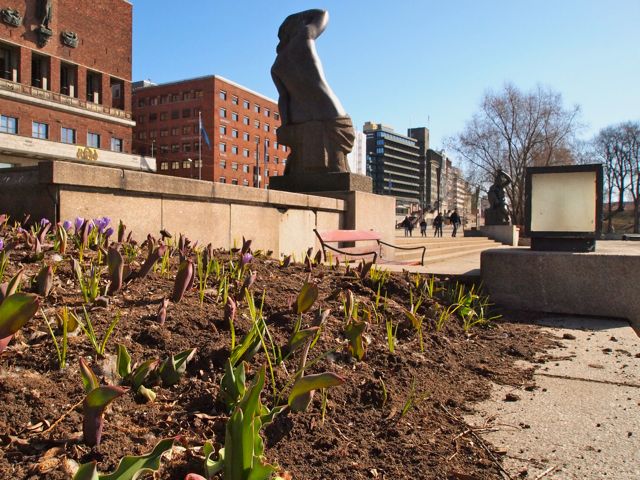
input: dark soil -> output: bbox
[0,223,556,479]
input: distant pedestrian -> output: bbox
[407,217,414,237]
[401,215,411,237]
[433,212,443,238]
[419,218,427,237]
[449,209,461,237]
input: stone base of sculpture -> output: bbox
[269,171,372,194]
[277,116,355,176]
[484,208,510,226]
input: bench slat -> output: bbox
[316,230,381,242]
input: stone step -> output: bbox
[393,241,501,260]
[393,236,496,246]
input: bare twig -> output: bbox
[440,403,514,480]
[534,465,557,479]
[39,398,84,436]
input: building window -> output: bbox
[31,53,51,90]
[111,137,123,152]
[219,90,227,100]
[0,43,19,82]
[254,119,260,128]
[243,148,250,158]
[171,144,180,153]
[138,99,146,108]
[272,171,278,176]
[171,110,179,119]
[231,179,238,185]
[282,145,287,152]
[183,91,191,100]
[149,113,157,122]
[264,109,270,117]
[231,96,238,105]
[243,100,249,109]
[254,104,260,113]
[242,164,250,173]
[274,156,279,164]
[160,129,169,137]
[220,107,227,118]
[0,115,18,134]
[60,62,77,98]
[265,153,270,162]
[183,160,192,168]
[264,124,270,132]
[110,77,124,109]
[171,127,180,136]
[243,132,250,141]
[243,179,249,186]
[160,112,168,121]
[232,129,239,138]
[265,169,269,177]
[158,95,167,104]
[61,127,76,144]
[171,94,180,102]
[182,108,191,118]
[159,145,169,154]
[183,143,191,152]
[87,132,100,148]
[243,116,249,126]
[231,162,238,171]
[220,125,227,135]
[171,161,180,170]
[31,122,48,139]
[149,130,157,139]
[220,160,226,168]
[265,139,270,147]
[160,162,169,170]
[274,113,280,121]
[194,159,203,167]
[194,141,200,150]
[220,176,226,183]
[219,143,226,152]
[231,112,239,121]
[138,132,146,140]
[182,126,191,135]
[86,70,102,104]
[232,146,239,154]
[137,115,145,124]
[195,90,203,97]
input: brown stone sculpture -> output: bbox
[271,9,354,176]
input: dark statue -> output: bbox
[35,0,53,47]
[39,0,53,29]
[0,8,23,27]
[485,169,512,225]
[271,9,354,176]
[61,31,78,48]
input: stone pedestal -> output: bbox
[480,225,519,246]
[269,172,372,194]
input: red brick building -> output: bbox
[0,0,149,170]
[132,76,287,186]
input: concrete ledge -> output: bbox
[481,244,640,329]
[479,225,519,246]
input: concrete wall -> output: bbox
[481,246,640,330]
[0,161,348,257]
[480,225,520,246]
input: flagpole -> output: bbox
[198,111,202,180]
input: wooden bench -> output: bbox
[313,229,426,266]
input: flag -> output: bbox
[199,116,211,150]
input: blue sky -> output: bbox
[132,0,640,153]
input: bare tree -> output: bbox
[592,129,620,233]
[449,84,581,225]
[620,122,640,232]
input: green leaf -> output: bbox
[159,348,196,387]
[99,437,176,480]
[83,385,128,447]
[137,385,156,403]
[229,322,264,367]
[131,359,159,390]
[116,344,132,379]
[345,321,367,361]
[286,327,319,353]
[220,359,246,411]
[296,283,318,314]
[403,309,421,329]
[203,441,224,478]
[288,372,345,412]
[84,385,128,409]
[246,460,277,480]
[0,293,39,338]
[3,268,24,300]
[73,461,99,480]
[79,357,100,393]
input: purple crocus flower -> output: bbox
[104,226,114,241]
[40,218,51,227]
[240,252,253,267]
[74,217,85,233]
[0,238,4,251]
[62,220,73,232]
[93,216,111,234]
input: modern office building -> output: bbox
[426,149,450,213]
[0,0,152,171]
[347,129,366,175]
[132,76,287,186]
[447,165,472,219]
[364,122,427,207]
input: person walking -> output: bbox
[401,215,411,237]
[449,209,461,237]
[419,217,427,237]
[407,217,414,237]
[433,212,443,238]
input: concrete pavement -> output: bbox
[465,316,640,479]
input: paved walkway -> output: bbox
[466,316,640,479]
